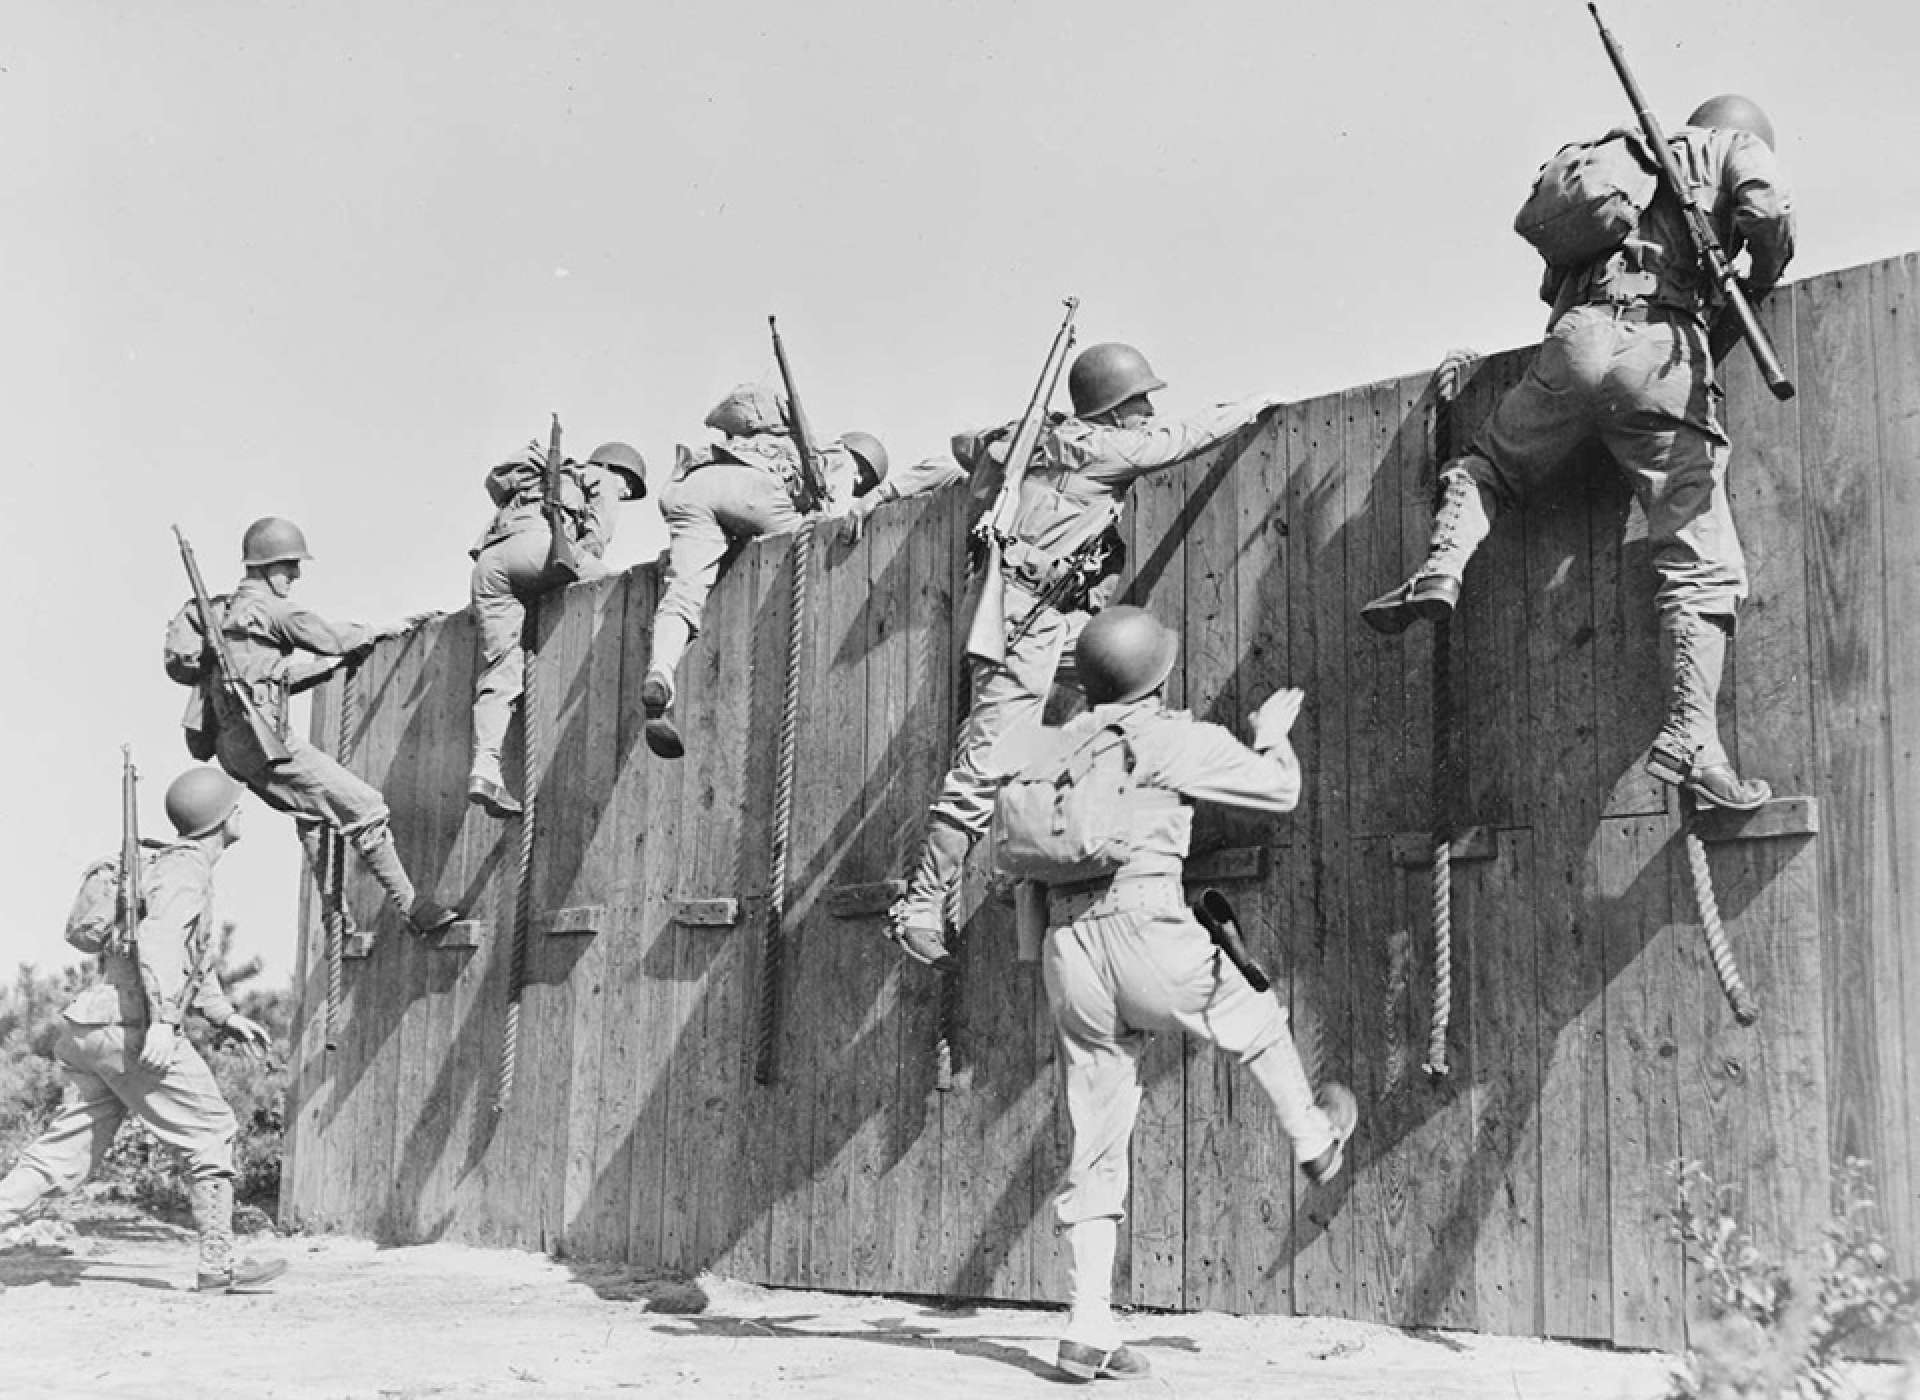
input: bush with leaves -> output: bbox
[1667,1157,1920,1399]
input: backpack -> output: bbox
[164,596,214,686]
[1512,127,1661,268]
[65,857,134,955]
[991,716,1147,885]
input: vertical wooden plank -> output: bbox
[1287,387,1357,1321]
[1799,265,1901,1238]
[1184,409,1297,1316]
[552,576,629,1256]
[1464,828,1542,1337]
[1119,445,1188,1310]
[282,672,340,1229]
[882,493,959,1296]
[799,517,893,1294]
[1452,347,1533,830]
[1529,441,1612,1342]
[1868,253,1920,1265]
[620,564,689,1270]
[1598,815,1685,1352]
[670,548,778,1280]
[384,613,478,1242]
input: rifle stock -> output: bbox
[542,412,583,581]
[172,525,291,771]
[1587,2,1795,400]
[768,316,830,514]
[964,297,1080,665]
[118,745,143,957]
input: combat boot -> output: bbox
[641,672,685,760]
[348,821,459,935]
[1300,1082,1359,1185]
[466,768,522,819]
[1361,467,1494,634]
[1056,1341,1152,1382]
[886,818,970,968]
[190,1178,287,1293]
[1645,611,1771,811]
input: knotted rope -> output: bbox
[1682,794,1758,1026]
[320,662,362,1051]
[1423,353,1468,1080]
[494,603,545,1112]
[755,519,814,1085]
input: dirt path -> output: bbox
[0,1212,1909,1399]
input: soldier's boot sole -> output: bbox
[1360,574,1460,635]
[1300,1082,1359,1185]
[1055,1341,1152,1382]
[466,776,523,819]
[641,675,685,760]
[196,1255,289,1293]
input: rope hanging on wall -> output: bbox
[318,661,362,1052]
[494,602,545,1113]
[1423,354,1469,1080]
[755,519,814,1086]
[1682,794,1759,1026]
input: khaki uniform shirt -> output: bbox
[995,699,1302,881]
[64,839,237,1030]
[470,459,626,558]
[960,399,1277,571]
[1552,124,1795,316]
[178,577,375,741]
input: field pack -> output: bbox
[992,715,1148,886]
[1512,127,1660,267]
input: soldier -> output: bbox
[1362,95,1795,811]
[639,383,949,759]
[994,607,1356,1381]
[887,342,1280,967]
[467,439,647,816]
[181,516,457,936]
[0,767,287,1292]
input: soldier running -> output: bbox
[173,516,458,937]
[467,439,647,817]
[993,607,1356,1381]
[638,382,946,759]
[1362,95,1795,811]
[0,767,288,1292]
[887,342,1280,967]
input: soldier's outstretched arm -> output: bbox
[1151,716,1301,814]
[1079,395,1282,488]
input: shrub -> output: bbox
[1666,1157,1920,1399]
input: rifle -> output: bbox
[767,316,831,515]
[117,745,145,957]
[172,525,291,772]
[1191,888,1273,993]
[542,412,583,582]
[1587,3,1795,401]
[962,297,1080,664]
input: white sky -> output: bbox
[3,0,1916,984]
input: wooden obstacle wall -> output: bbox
[283,253,1920,1349]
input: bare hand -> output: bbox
[1251,687,1305,746]
[222,1014,273,1055]
[840,495,879,545]
[138,1022,177,1074]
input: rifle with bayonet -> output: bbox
[1587,2,1795,400]
[962,297,1081,664]
[542,412,583,582]
[768,316,831,515]
[116,745,145,958]
[172,525,291,772]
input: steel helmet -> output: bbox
[1686,94,1777,151]
[164,766,243,838]
[1068,343,1167,419]
[241,517,313,567]
[586,441,648,500]
[1075,605,1179,704]
[839,432,889,495]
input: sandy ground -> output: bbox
[2,1210,1914,1400]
